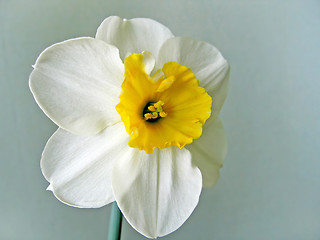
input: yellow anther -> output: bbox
[144,113,153,120]
[151,112,158,119]
[153,100,164,109]
[159,111,167,118]
[148,105,156,112]
[144,100,167,121]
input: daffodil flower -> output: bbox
[29,16,230,238]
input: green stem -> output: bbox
[108,202,123,240]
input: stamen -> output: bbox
[153,100,164,109]
[148,105,156,112]
[159,111,167,118]
[151,112,158,119]
[144,113,153,120]
[142,100,167,122]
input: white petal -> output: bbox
[96,16,174,60]
[112,147,202,238]
[30,37,124,135]
[187,118,227,188]
[157,37,230,120]
[41,123,129,208]
[141,51,155,75]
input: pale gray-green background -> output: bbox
[1,0,319,239]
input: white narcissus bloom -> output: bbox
[29,16,230,238]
